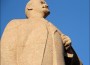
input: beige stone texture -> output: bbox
[1,18,65,65]
[1,0,82,65]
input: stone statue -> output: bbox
[1,0,82,65]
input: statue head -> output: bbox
[25,0,50,18]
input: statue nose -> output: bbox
[45,5,48,8]
[43,4,48,8]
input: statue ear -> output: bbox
[27,7,33,10]
[26,1,33,11]
[26,5,33,11]
[27,8,33,10]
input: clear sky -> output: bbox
[1,0,89,65]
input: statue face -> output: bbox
[26,0,50,18]
[33,0,50,14]
[35,0,49,13]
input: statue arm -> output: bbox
[64,47,83,65]
[1,20,18,65]
[61,34,74,57]
[61,34,83,65]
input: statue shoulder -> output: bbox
[48,22,62,35]
[5,19,27,31]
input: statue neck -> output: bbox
[27,11,45,19]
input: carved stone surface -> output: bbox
[1,0,82,65]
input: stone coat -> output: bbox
[1,19,82,65]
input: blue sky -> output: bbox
[1,0,89,65]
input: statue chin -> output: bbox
[44,11,50,18]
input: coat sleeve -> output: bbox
[64,47,83,65]
[1,20,18,65]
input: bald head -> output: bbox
[25,0,50,18]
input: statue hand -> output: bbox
[61,34,71,50]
